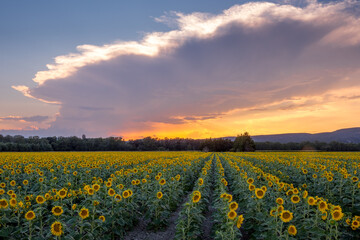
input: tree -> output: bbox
[233,132,256,152]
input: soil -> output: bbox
[124,194,189,240]
[201,161,216,240]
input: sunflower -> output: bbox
[93,184,100,192]
[229,201,238,211]
[331,210,343,221]
[88,188,95,195]
[79,208,89,219]
[236,215,244,228]
[277,205,284,213]
[93,200,100,206]
[114,194,122,202]
[106,181,112,187]
[225,194,233,202]
[302,190,308,199]
[318,201,328,213]
[276,198,284,205]
[0,189,4,195]
[52,206,64,216]
[108,188,115,197]
[227,210,237,220]
[10,180,16,186]
[157,191,163,199]
[131,180,136,185]
[270,209,276,217]
[291,195,300,204]
[0,199,8,209]
[346,218,351,225]
[36,195,46,204]
[308,197,316,205]
[99,215,105,222]
[123,190,130,199]
[9,198,17,207]
[25,210,36,221]
[192,193,201,203]
[159,179,166,185]
[72,204,77,210]
[198,178,204,186]
[118,184,124,189]
[247,178,254,184]
[249,184,255,191]
[352,220,359,229]
[320,211,327,220]
[142,179,147,183]
[255,188,265,199]
[51,221,63,236]
[128,189,133,196]
[280,210,293,223]
[58,189,67,199]
[288,225,297,236]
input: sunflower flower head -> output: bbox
[79,208,89,219]
[25,210,36,221]
[51,221,63,236]
[280,210,293,223]
[288,225,297,236]
[52,206,64,216]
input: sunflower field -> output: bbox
[0,152,359,239]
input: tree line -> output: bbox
[0,133,255,152]
[0,133,359,152]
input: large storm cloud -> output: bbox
[12,1,360,137]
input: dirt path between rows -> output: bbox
[201,170,215,240]
[123,192,190,240]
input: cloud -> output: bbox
[0,115,49,123]
[11,0,360,137]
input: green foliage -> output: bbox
[233,132,256,152]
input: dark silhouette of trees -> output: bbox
[0,133,359,152]
[233,132,256,152]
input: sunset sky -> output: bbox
[1,0,360,139]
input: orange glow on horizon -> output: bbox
[116,91,360,140]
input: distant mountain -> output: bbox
[225,128,360,143]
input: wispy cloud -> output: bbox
[9,0,360,137]
[0,115,49,123]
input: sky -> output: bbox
[1,0,360,139]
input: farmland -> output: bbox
[0,152,359,239]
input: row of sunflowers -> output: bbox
[0,151,359,239]
[221,152,360,239]
[0,152,211,239]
